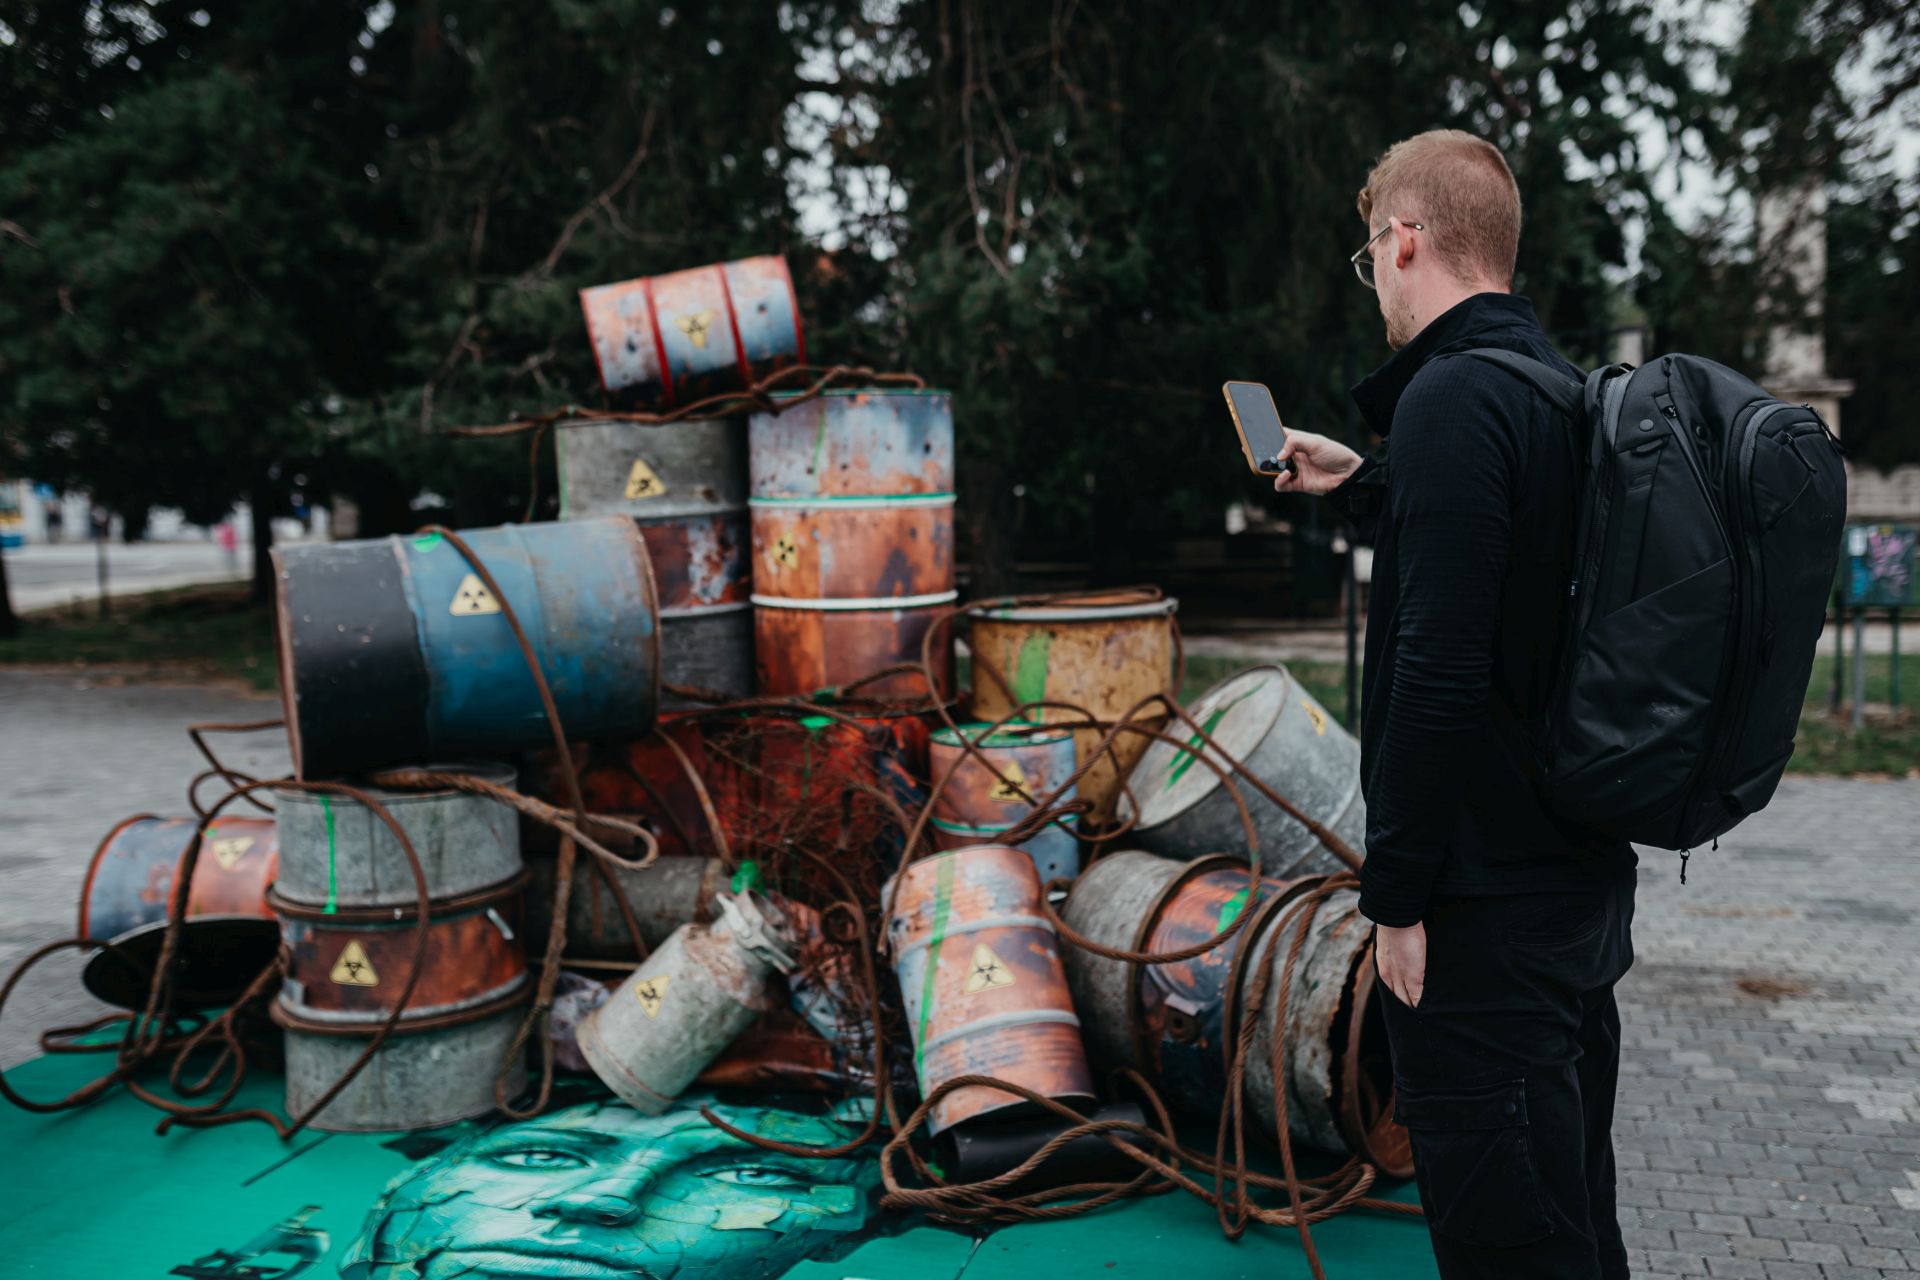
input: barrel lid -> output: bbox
[1118,666,1291,830]
[979,591,1178,623]
[273,760,518,804]
[930,814,1079,836]
[82,916,282,1011]
[929,721,1074,750]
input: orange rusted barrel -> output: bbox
[968,591,1177,822]
[580,256,804,409]
[78,815,279,943]
[750,389,955,699]
[885,846,1094,1134]
[928,723,1078,826]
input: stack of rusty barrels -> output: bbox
[1059,850,1410,1176]
[267,766,530,1132]
[927,723,1081,882]
[565,255,810,704]
[749,388,956,699]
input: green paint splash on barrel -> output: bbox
[411,531,444,553]
[1011,632,1052,707]
[1162,682,1265,791]
[913,856,955,1085]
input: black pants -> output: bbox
[1381,871,1636,1280]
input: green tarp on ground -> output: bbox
[0,1052,1432,1278]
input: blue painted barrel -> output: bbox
[272,516,660,778]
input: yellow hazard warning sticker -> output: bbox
[963,943,1016,995]
[330,940,380,987]
[989,759,1029,804]
[624,458,667,501]
[634,975,669,1018]
[675,309,717,350]
[449,573,501,616]
[771,534,801,570]
[207,836,254,871]
[1303,701,1327,736]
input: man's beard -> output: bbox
[1383,294,1417,349]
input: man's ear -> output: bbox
[1390,217,1419,272]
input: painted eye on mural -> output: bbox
[490,1147,592,1170]
[706,1166,809,1189]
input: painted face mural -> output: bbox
[338,1095,880,1279]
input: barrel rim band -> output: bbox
[747,493,957,509]
[268,867,530,924]
[928,815,1079,836]
[928,721,1075,749]
[271,760,520,806]
[895,912,1055,964]
[765,387,952,400]
[753,590,958,612]
[979,599,1179,622]
[271,976,530,1037]
[659,600,755,620]
[920,1008,1083,1058]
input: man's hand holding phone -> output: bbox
[1271,430,1364,496]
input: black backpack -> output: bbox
[1466,349,1847,854]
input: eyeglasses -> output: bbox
[1350,219,1425,290]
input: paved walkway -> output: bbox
[3,540,252,612]
[0,670,1915,1276]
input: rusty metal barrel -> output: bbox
[929,723,1078,825]
[969,592,1176,823]
[580,255,804,408]
[272,765,521,907]
[749,389,955,699]
[577,893,795,1113]
[886,845,1094,1135]
[272,516,660,778]
[1116,664,1363,879]
[1059,849,1408,1174]
[78,815,278,942]
[527,853,732,960]
[270,875,530,1132]
[557,418,754,703]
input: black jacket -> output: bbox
[1330,293,1634,927]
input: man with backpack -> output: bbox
[1274,129,1844,1279]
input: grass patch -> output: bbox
[0,583,278,691]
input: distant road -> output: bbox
[3,541,253,612]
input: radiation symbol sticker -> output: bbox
[449,573,501,617]
[624,458,667,501]
[1303,701,1327,737]
[329,940,380,987]
[634,975,670,1018]
[989,759,1029,804]
[771,534,801,570]
[207,836,254,871]
[675,309,717,350]
[963,943,1016,995]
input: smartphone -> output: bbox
[1222,381,1293,476]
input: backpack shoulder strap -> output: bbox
[1452,348,1583,417]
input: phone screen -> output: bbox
[1223,381,1289,475]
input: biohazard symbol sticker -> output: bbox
[963,943,1016,995]
[675,309,717,350]
[634,975,669,1018]
[989,759,1029,804]
[208,836,254,871]
[330,940,380,987]
[624,458,667,501]
[771,534,801,570]
[449,573,501,616]
[1303,701,1327,737]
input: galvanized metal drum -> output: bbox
[271,875,528,1025]
[1244,888,1409,1176]
[1117,664,1363,878]
[557,417,754,704]
[577,893,794,1113]
[526,853,732,960]
[969,592,1176,822]
[885,845,1094,1134]
[929,818,1081,883]
[749,389,956,698]
[273,765,520,908]
[272,516,660,778]
[78,815,279,942]
[579,256,804,408]
[928,723,1078,826]
[277,994,528,1133]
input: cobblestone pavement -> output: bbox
[0,669,285,1067]
[0,671,1916,1277]
[1618,778,1920,1279]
